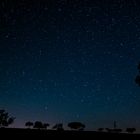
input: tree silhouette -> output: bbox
[25,121,34,129]
[135,63,140,86]
[52,123,64,131]
[126,128,136,133]
[68,122,85,131]
[33,121,43,129]
[0,109,15,127]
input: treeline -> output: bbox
[0,109,137,134]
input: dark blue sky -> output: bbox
[0,0,140,131]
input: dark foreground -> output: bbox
[0,128,139,138]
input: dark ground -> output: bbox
[0,128,139,139]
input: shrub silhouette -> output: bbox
[106,128,122,133]
[25,121,34,128]
[0,109,15,127]
[126,128,136,133]
[52,123,64,131]
[34,121,43,129]
[68,122,85,130]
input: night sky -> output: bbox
[0,0,140,131]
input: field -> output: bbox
[0,128,139,138]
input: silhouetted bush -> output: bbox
[68,122,85,131]
[126,128,136,133]
[52,123,64,131]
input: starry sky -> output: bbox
[0,0,140,131]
